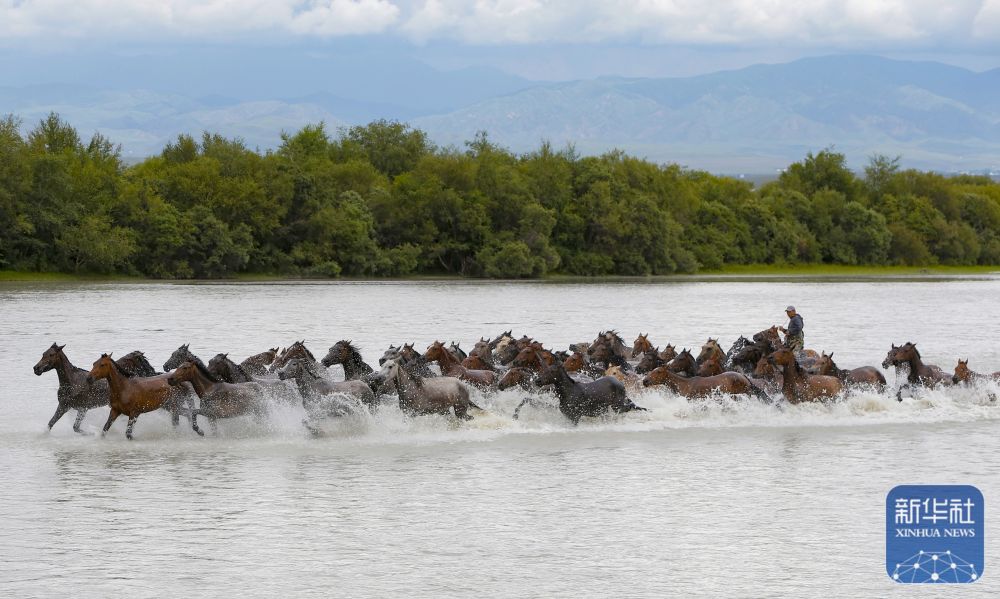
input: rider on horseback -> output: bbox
[780,305,804,354]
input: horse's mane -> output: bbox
[191,359,222,383]
[338,340,363,356]
[216,354,252,381]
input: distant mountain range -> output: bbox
[2,53,998,171]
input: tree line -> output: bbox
[1,113,998,279]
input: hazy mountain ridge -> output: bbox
[2,54,998,169]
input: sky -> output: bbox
[2,0,1000,80]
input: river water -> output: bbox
[2,276,999,597]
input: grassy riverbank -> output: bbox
[3,264,998,283]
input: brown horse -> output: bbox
[461,353,494,371]
[375,360,481,420]
[695,338,725,367]
[696,354,724,377]
[497,367,536,391]
[953,359,1000,385]
[767,348,841,403]
[752,326,783,351]
[815,352,887,392]
[751,355,783,393]
[511,345,550,373]
[167,360,267,433]
[240,348,279,377]
[424,341,496,389]
[631,333,654,358]
[883,342,951,401]
[563,351,587,372]
[642,366,768,401]
[34,343,109,432]
[88,354,193,440]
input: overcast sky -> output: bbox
[2,0,999,79]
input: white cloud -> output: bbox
[0,0,994,49]
[399,0,989,46]
[0,0,400,39]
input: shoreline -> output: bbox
[2,264,998,284]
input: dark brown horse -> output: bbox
[635,349,667,374]
[768,348,841,403]
[666,349,698,378]
[167,360,266,433]
[34,343,109,432]
[424,341,496,389]
[751,355,783,394]
[321,340,375,380]
[883,342,951,401]
[642,366,768,400]
[514,363,645,424]
[88,354,191,440]
[208,353,254,383]
[814,352,887,392]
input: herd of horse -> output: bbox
[33,326,1000,439]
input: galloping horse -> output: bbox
[514,363,645,424]
[696,354,724,377]
[723,336,754,370]
[375,360,481,420]
[882,343,951,401]
[814,352,886,392]
[240,348,279,377]
[767,348,841,403]
[321,340,375,380]
[631,333,654,358]
[88,354,189,440]
[208,353,254,383]
[34,343,109,432]
[635,349,667,374]
[642,365,768,400]
[696,338,726,367]
[270,341,318,373]
[116,351,159,377]
[666,349,698,378]
[424,341,496,389]
[461,353,494,372]
[953,359,1000,385]
[605,365,644,395]
[587,331,630,367]
[167,361,266,433]
[447,342,467,362]
[164,343,205,372]
[498,367,536,391]
[277,358,377,412]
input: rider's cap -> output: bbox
[786,305,795,312]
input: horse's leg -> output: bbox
[190,411,204,437]
[171,405,180,428]
[101,408,120,437]
[47,402,70,430]
[125,416,138,441]
[209,417,219,435]
[512,397,535,420]
[454,403,474,421]
[72,409,88,434]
